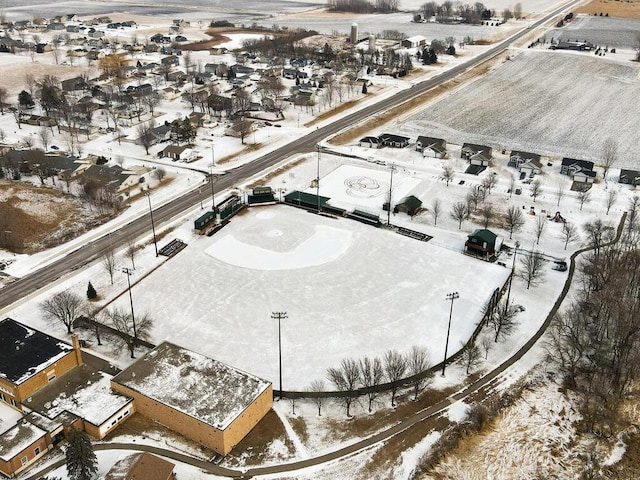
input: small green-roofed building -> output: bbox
[247,186,276,205]
[465,229,501,257]
[283,191,330,209]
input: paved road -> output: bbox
[0,1,577,312]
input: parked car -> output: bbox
[552,261,568,272]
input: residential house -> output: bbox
[619,169,640,186]
[111,342,273,456]
[204,63,219,74]
[379,133,410,148]
[46,22,66,31]
[61,76,87,92]
[461,143,492,166]
[160,55,179,67]
[159,144,192,161]
[464,229,502,258]
[561,158,596,183]
[401,35,427,48]
[509,151,542,178]
[415,136,446,158]
[359,136,380,148]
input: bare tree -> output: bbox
[554,181,565,207]
[22,136,34,150]
[481,335,492,359]
[505,205,525,239]
[40,291,83,333]
[38,126,52,151]
[534,215,546,244]
[490,300,520,342]
[577,189,591,211]
[530,179,542,202]
[327,358,361,417]
[430,198,442,226]
[136,121,155,155]
[125,240,137,269]
[407,345,431,400]
[107,307,153,358]
[83,305,104,346]
[359,356,384,412]
[583,219,614,257]
[0,86,7,115]
[601,138,618,182]
[514,2,522,18]
[383,349,407,407]
[450,201,469,230]
[308,379,325,416]
[508,174,516,198]
[519,250,546,289]
[102,250,116,285]
[481,203,494,228]
[626,195,639,235]
[480,173,497,200]
[561,222,578,250]
[605,189,618,215]
[442,164,454,186]
[459,341,482,374]
[465,187,482,213]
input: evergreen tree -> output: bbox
[362,83,368,94]
[65,429,98,480]
[86,282,97,300]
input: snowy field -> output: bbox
[549,14,640,49]
[104,203,509,390]
[402,49,640,168]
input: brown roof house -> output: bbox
[111,342,272,455]
[464,229,502,259]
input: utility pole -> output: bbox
[271,311,287,400]
[144,192,158,257]
[442,291,459,376]
[122,267,137,342]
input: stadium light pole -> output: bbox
[316,144,321,213]
[387,164,396,226]
[122,267,137,341]
[272,312,287,400]
[144,192,158,257]
[505,241,520,312]
[209,162,216,212]
[442,292,459,376]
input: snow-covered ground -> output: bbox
[389,48,640,168]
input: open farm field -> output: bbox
[575,0,640,19]
[549,14,640,48]
[404,50,640,168]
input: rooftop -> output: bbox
[0,420,46,462]
[112,342,271,431]
[26,364,132,427]
[105,452,175,480]
[0,318,74,385]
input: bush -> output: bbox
[87,282,97,300]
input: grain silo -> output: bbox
[350,23,358,44]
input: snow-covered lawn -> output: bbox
[399,49,640,168]
[103,203,508,390]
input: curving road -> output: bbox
[0,1,579,312]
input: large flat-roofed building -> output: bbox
[111,342,272,455]
[0,318,82,411]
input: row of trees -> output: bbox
[320,346,432,416]
[419,1,522,23]
[546,215,639,436]
[328,0,399,13]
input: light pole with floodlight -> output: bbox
[442,291,459,376]
[272,311,287,400]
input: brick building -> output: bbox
[111,342,273,455]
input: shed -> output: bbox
[393,195,423,216]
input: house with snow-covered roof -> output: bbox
[0,318,82,411]
[111,342,272,455]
